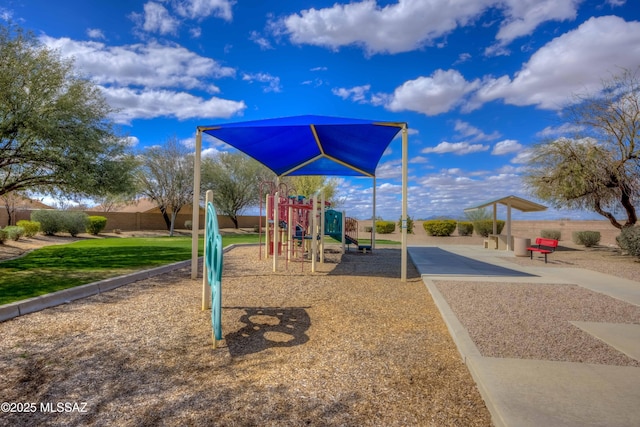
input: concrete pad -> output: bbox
[544,269,640,306]
[469,357,640,427]
[571,322,640,362]
[408,246,535,277]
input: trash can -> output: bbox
[514,237,531,257]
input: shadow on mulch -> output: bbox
[224,306,311,357]
[328,248,421,279]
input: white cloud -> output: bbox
[40,37,235,93]
[492,139,523,155]
[249,31,273,50]
[1,7,13,21]
[201,147,221,158]
[488,0,581,54]
[141,2,180,35]
[332,85,371,103]
[454,120,501,141]
[242,72,282,93]
[387,69,480,116]
[422,141,490,155]
[473,16,640,110]
[454,52,472,65]
[124,136,140,147]
[276,0,583,55]
[536,123,584,137]
[278,0,488,55]
[173,0,234,21]
[375,159,402,179]
[131,0,234,37]
[102,87,246,124]
[86,28,105,39]
[510,149,533,164]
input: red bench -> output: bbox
[527,237,558,263]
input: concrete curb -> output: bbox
[0,259,192,322]
[0,243,251,323]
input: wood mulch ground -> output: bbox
[2,224,637,426]
[0,240,492,427]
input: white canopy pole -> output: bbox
[372,176,376,251]
[507,201,512,251]
[492,203,497,235]
[401,125,408,282]
[191,129,202,280]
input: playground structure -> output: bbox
[258,181,371,273]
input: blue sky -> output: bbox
[3,0,639,220]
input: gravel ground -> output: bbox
[435,281,640,365]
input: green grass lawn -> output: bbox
[0,234,259,305]
[0,233,397,305]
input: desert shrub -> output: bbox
[617,226,640,257]
[0,229,7,244]
[397,215,414,234]
[31,210,64,235]
[423,219,457,236]
[63,212,89,237]
[572,231,601,247]
[87,216,108,235]
[375,221,396,234]
[457,221,474,236]
[16,220,40,237]
[541,229,561,240]
[184,220,193,230]
[473,219,505,237]
[3,226,25,241]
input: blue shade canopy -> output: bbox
[201,115,405,177]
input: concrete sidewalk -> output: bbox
[409,245,640,427]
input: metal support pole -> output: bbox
[311,192,319,272]
[273,192,279,272]
[401,125,408,282]
[341,210,346,253]
[265,194,271,259]
[320,192,325,263]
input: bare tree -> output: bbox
[137,137,194,236]
[525,68,640,229]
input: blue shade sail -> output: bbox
[201,115,404,177]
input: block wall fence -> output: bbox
[0,210,262,231]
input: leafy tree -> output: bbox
[525,68,639,229]
[137,137,194,236]
[1,191,24,226]
[0,23,136,199]
[201,152,273,228]
[283,176,340,206]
